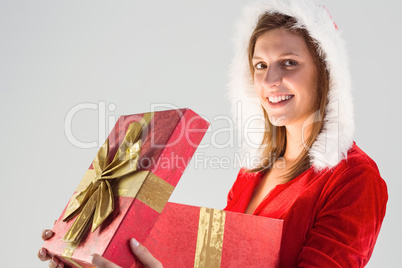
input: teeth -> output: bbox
[268,95,292,103]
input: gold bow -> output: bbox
[62,120,147,243]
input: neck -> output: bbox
[283,122,313,162]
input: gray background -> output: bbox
[1,0,400,267]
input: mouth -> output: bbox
[266,95,294,108]
[268,95,294,104]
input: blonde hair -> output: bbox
[247,12,329,179]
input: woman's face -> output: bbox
[252,28,317,127]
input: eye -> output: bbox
[282,59,299,67]
[254,62,267,70]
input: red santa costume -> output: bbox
[224,0,388,267]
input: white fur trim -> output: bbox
[228,0,354,170]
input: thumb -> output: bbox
[130,238,163,268]
[91,253,120,268]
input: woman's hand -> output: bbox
[38,228,161,268]
[37,229,67,268]
[91,238,162,268]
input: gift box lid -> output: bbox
[43,108,210,268]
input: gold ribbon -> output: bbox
[62,113,153,244]
[194,208,226,268]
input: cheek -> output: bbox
[306,73,319,109]
[302,91,318,115]
[253,81,263,99]
[294,70,318,108]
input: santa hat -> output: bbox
[228,0,354,171]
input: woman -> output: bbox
[39,0,388,267]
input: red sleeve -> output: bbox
[297,164,388,267]
[223,168,256,212]
[224,168,245,207]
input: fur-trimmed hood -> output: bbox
[228,0,354,171]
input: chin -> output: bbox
[270,121,286,127]
[268,114,288,127]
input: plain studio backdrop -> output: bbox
[1,0,400,267]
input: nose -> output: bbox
[263,65,282,88]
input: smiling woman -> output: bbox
[246,12,330,180]
[37,0,388,267]
[252,28,318,127]
[224,1,387,267]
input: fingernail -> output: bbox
[39,248,45,256]
[130,238,140,248]
[45,230,52,236]
[90,254,95,263]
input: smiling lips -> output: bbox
[268,95,294,104]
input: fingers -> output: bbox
[42,229,54,241]
[38,247,51,261]
[39,229,55,262]
[38,248,66,267]
[48,256,64,268]
[130,239,163,268]
[91,253,120,268]
[39,228,65,268]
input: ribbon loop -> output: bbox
[62,119,149,243]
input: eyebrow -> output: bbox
[252,52,302,60]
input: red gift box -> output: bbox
[138,202,284,268]
[43,108,210,268]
